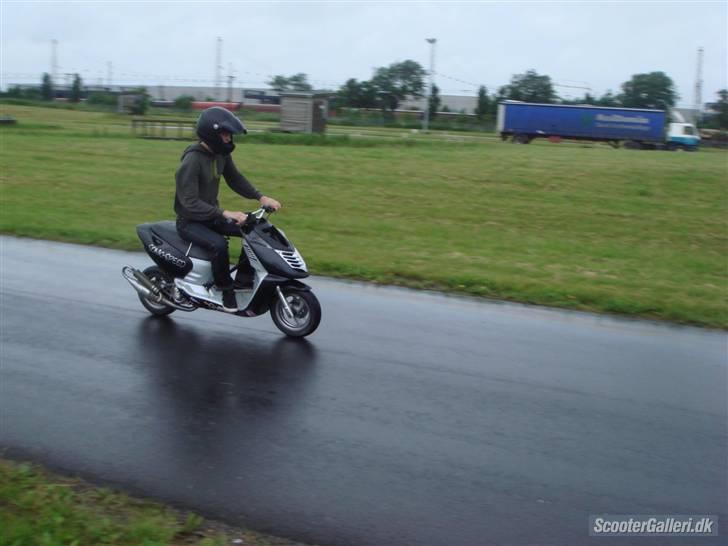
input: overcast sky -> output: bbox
[2,1,726,105]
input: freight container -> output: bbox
[497,101,699,150]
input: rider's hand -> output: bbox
[259,196,281,211]
[223,210,248,224]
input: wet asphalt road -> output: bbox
[1,236,726,546]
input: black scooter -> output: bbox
[122,207,321,337]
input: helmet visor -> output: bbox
[216,116,247,135]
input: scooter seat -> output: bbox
[142,221,215,261]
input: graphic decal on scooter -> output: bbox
[147,243,188,268]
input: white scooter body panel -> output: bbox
[174,241,269,310]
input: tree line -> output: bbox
[5,66,728,129]
[268,62,728,128]
[326,62,685,116]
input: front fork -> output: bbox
[275,286,295,320]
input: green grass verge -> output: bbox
[1,104,726,327]
[0,458,309,546]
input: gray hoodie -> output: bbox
[174,143,262,221]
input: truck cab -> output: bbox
[667,123,700,150]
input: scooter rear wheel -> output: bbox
[138,266,176,316]
[270,288,321,338]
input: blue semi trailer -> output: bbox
[497,101,700,150]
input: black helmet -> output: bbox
[195,106,247,155]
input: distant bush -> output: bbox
[239,131,463,148]
[244,132,366,146]
[0,98,43,107]
[1,86,41,100]
[41,73,53,101]
[329,108,494,133]
[129,89,150,115]
[238,110,280,123]
[173,95,195,110]
[87,92,117,107]
[0,98,81,111]
[70,74,83,103]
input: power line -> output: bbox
[554,83,592,91]
[434,71,483,90]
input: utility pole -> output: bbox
[215,37,222,100]
[422,38,436,132]
[51,39,58,84]
[694,47,704,123]
[227,63,234,102]
[107,61,113,89]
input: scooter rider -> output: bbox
[174,106,281,312]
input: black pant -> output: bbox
[176,217,242,289]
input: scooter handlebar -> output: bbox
[223,214,255,228]
[224,207,274,232]
[245,207,275,220]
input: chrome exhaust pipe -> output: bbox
[121,267,195,311]
[122,266,155,298]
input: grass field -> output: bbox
[1,103,726,327]
[0,458,307,546]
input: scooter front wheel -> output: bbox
[270,288,321,338]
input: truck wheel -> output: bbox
[513,134,531,144]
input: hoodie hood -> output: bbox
[180,142,213,161]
